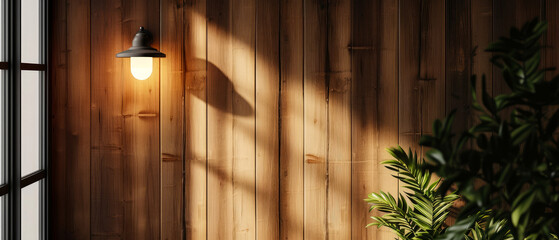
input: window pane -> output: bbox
[21,71,40,176]
[21,0,41,63]
[22,181,42,240]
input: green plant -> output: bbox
[419,19,559,239]
[365,147,460,240]
[465,211,513,240]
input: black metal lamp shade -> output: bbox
[116,27,166,58]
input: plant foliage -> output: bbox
[419,19,559,239]
[366,147,460,240]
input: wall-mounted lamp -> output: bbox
[116,27,166,80]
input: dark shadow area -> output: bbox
[187,58,254,117]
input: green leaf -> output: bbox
[511,190,536,226]
[426,149,446,165]
[510,123,535,145]
[482,78,497,115]
[545,109,559,139]
[436,214,478,240]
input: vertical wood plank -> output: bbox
[65,0,91,238]
[207,0,234,238]
[120,0,161,239]
[352,0,399,239]
[445,2,472,225]
[255,0,280,238]
[399,0,422,151]
[233,0,258,238]
[304,0,328,238]
[376,1,400,238]
[231,0,257,238]
[49,0,67,238]
[419,0,446,142]
[399,0,446,152]
[326,0,351,239]
[50,0,91,238]
[351,1,380,239]
[446,0,471,132]
[516,0,542,27]
[544,0,559,79]
[184,0,208,239]
[471,0,493,97]
[543,1,559,127]
[160,0,184,238]
[91,0,124,237]
[492,0,516,96]
[279,0,304,239]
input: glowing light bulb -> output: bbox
[130,57,153,80]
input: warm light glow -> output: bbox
[130,57,153,80]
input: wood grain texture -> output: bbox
[326,0,352,239]
[399,0,422,151]
[471,0,493,98]
[399,1,446,227]
[446,0,471,133]
[50,0,91,238]
[399,0,446,152]
[121,0,161,239]
[184,0,207,239]
[351,0,400,239]
[90,0,124,237]
[445,2,473,226]
[279,0,304,239]
[545,0,559,79]
[65,0,91,236]
[50,0,67,238]
[376,1,400,238]
[350,1,380,238]
[303,0,329,239]
[255,0,280,238]
[207,0,234,239]
[419,0,446,141]
[516,0,542,27]
[231,0,257,238]
[160,0,184,238]
[50,1,556,239]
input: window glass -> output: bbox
[21,0,41,63]
[21,71,40,176]
[22,181,41,240]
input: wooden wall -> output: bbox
[49,0,559,239]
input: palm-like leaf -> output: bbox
[366,147,460,240]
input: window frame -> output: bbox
[1,0,49,239]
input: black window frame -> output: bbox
[1,0,49,239]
